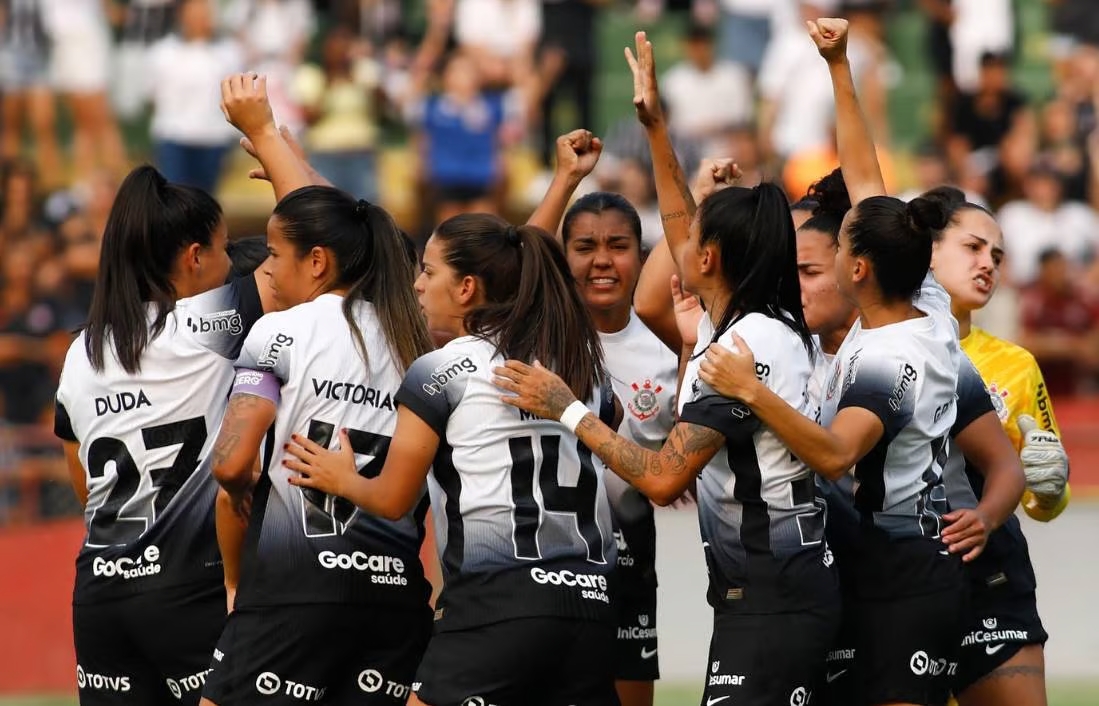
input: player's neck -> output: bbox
[590,305,631,334]
[953,304,973,339]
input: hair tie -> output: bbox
[505,226,522,246]
[355,199,371,219]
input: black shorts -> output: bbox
[849,587,968,706]
[73,584,226,706]
[614,588,659,682]
[702,607,839,706]
[202,603,431,706]
[412,617,618,706]
[952,590,1048,695]
[813,600,858,706]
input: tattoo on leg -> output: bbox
[984,665,1043,681]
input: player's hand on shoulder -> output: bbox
[494,360,578,421]
[698,333,761,404]
[284,428,358,499]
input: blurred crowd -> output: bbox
[2,0,1098,523]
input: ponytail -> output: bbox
[85,165,222,373]
[436,214,603,401]
[272,187,433,372]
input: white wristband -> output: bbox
[559,400,590,434]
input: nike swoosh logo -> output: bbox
[985,644,1005,655]
[706,697,730,706]
[825,670,847,683]
[641,647,658,659]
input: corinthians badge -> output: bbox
[629,379,663,420]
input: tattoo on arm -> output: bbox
[669,157,696,218]
[212,394,268,492]
[576,416,723,483]
[661,210,688,223]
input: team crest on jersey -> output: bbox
[987,383,1009,422]
[628,379,663,420]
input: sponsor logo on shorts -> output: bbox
[825,670,847,684]
[76,665,131,692]
[707,661,746,688]
[213,649,225,662]
[960,621,1029,649]
[641,646,658,660]
[908,650,957,677]
[187,309,243,336]
[985,644,1006,655]
[316,551,408,585]
[618,614,658,641]
[827,648,855,662]
[789,686,811,706]
[92,545,162,580]
[165,669,212,700]
[706,697,730,706]
[357,669,411,699]
[462,697,498,706]
[255,671,325,701]
[529,567,609,604]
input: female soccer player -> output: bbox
[282,213,619,706]
[922,185,1067,706]
[689,19,1022,706]
[563,190,679,706]
[200,75,436,706]
[53,164,270,706]
[491,30,839,706]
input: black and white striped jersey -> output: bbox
[54,276,262,603]
[599,312,679,591]
[231,294,430,609]
[819,273,962,597]
[395,335,617,631]
[680,313,835,614]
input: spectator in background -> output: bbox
[713,0,792,75]
[537,0,600,167]
[148,0,244,194]
[948,0,1013,93]
[1019,248,1099,396]
[661,22,753,156]
[0,0,62,190]
[898,141,987,206]
[0,160,50,248]
[111,0,178,122]
[758,0,883,168]
[225,0,315,134]
[999,159,1099,286]
[947,51,1034,205]
[404,0,518,224]
[1040,98,1091,203]
[39,0,127,181]
[917,0,957,146]
[291,25,381,201]
[454,0,540,92]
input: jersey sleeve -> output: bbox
[679,318,779,442]
[395,348,477,438]
[836,348,916,443]
[234,313,296,383]
[952,355,995,436]
[180,274,264,359]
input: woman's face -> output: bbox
[564,210,642,318]
[930,208,1004,313]
[261,215,319,308]
[414,236,471,344]
[194,219,232,294]
[797,227,855,337]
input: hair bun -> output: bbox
[354,199,371,218]
[918,186,966,213]
[505,225,522,246]
[906,196,949,233]
[806,168,851,217]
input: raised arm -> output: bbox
[526,130,603,239]
[493,361,722,505]
[220,73,314,202]
[808,18,886,204]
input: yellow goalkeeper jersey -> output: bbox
[961,326,1070,521]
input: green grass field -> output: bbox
[4,680,1098,706]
